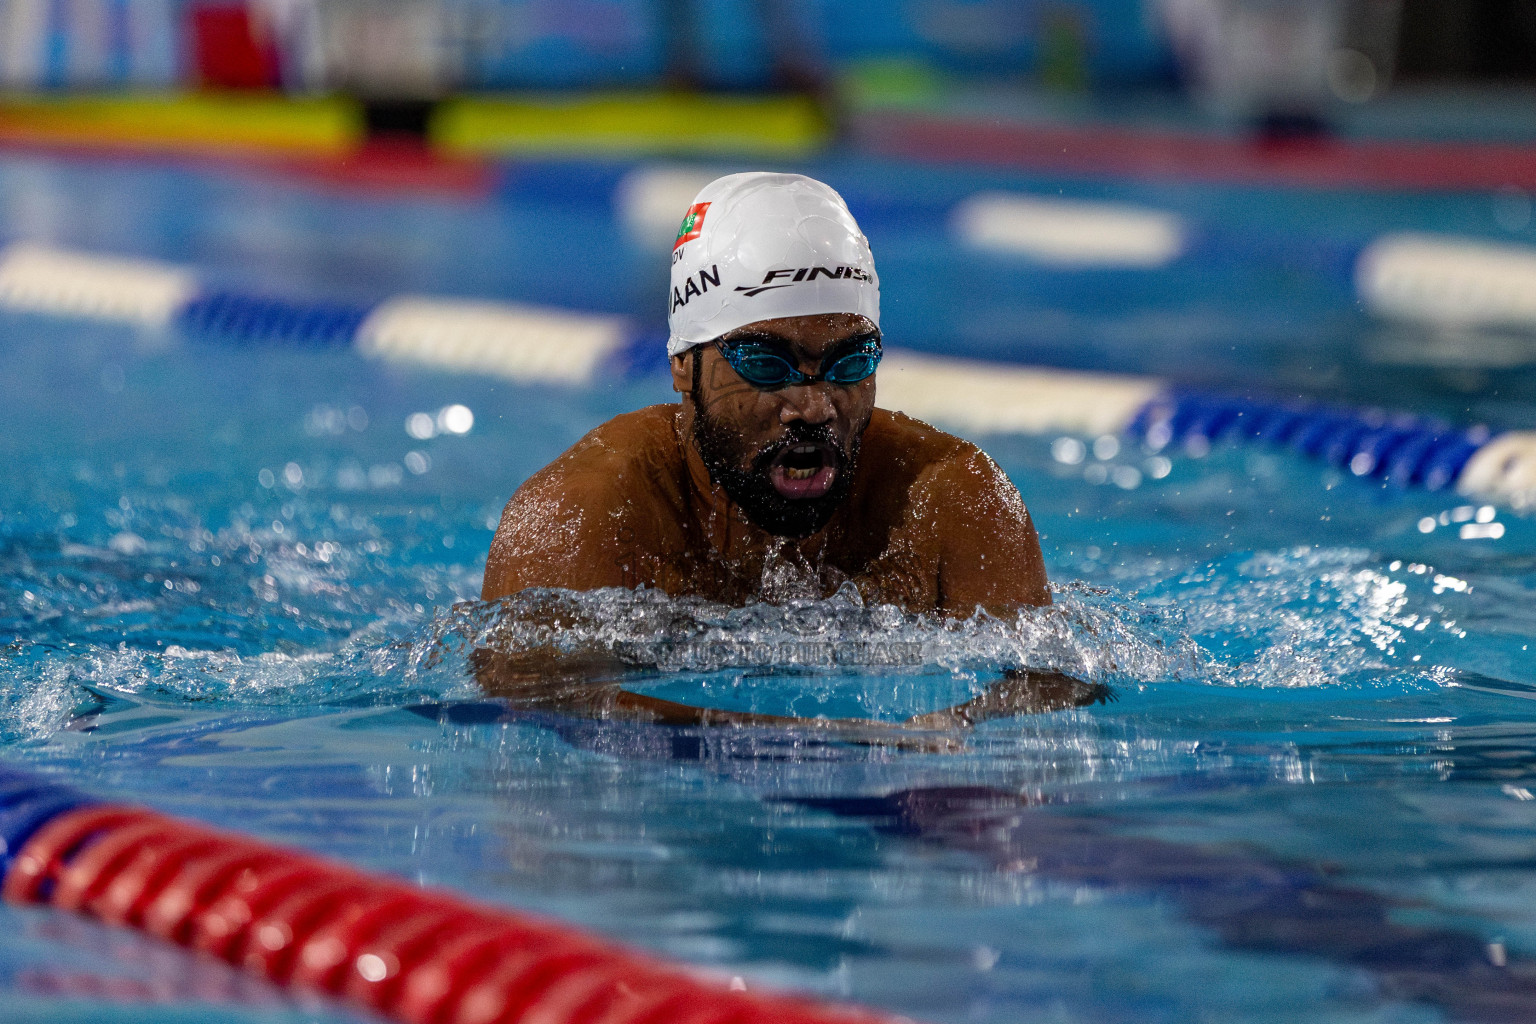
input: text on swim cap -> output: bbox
[671,264,721,312]
[733,265,872,298]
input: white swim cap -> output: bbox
[666,172,880,358]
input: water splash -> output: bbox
[415,545,1484,696]
[414,581,1211,685]
[1153,546,1485,688]
[0,541,1504,746]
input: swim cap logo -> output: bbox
[734,265,872,297]
[674,202,710,251]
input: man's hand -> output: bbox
[904,669,1114,730]
[472,647,965,751]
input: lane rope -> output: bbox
[3,239,1535,509]
[0,764,902,1024]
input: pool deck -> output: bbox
[1,89,1534,199]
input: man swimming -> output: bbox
[480,172,1095,729]
[484,172,1049,615]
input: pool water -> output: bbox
[5,151,1536,1024]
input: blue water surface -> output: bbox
[4,150,1536,1024]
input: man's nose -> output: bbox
[777,382,836,426]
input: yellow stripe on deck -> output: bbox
[432,92,830,158]
[0,93,363,157]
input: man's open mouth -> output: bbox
[767,442,839,500]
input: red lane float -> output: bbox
[5,804,908,1024]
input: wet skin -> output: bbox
[479,313,1093,734]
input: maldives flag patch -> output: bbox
[674,202,710,250]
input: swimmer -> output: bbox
[479,172,1103,730]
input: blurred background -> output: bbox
[0,0,1534,417]
[2,0,1531,117]
[3,0,1536,105]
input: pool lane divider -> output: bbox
[0,763,901,1024]
[950,196,1536,332]
[3,239,1536,509]
[619,164,1536,330]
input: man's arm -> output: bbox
[477,472,643,702]
[471,646,953,748]
[930,448,1051,616]
[907,448,1077,728]
[482,470,638,601]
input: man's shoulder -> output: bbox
[570,404,679,464]
[520,404,681,507]
[865,407,987,472]
[486,405,682,598]
[862,407,1020,511]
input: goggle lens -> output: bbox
[733,350,799,387]
[823,349,880,384]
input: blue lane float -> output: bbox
[178,290,373,348]
[0,772,97,877]
[1125,394,1494,491]
[0,239,1533,509]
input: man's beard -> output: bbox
[690,391,861,539]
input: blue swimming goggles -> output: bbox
[714,331,882,390]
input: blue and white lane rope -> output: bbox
[619,166,1536,329]
[3,240,1536,509]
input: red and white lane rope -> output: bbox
[4,800,904,1024]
